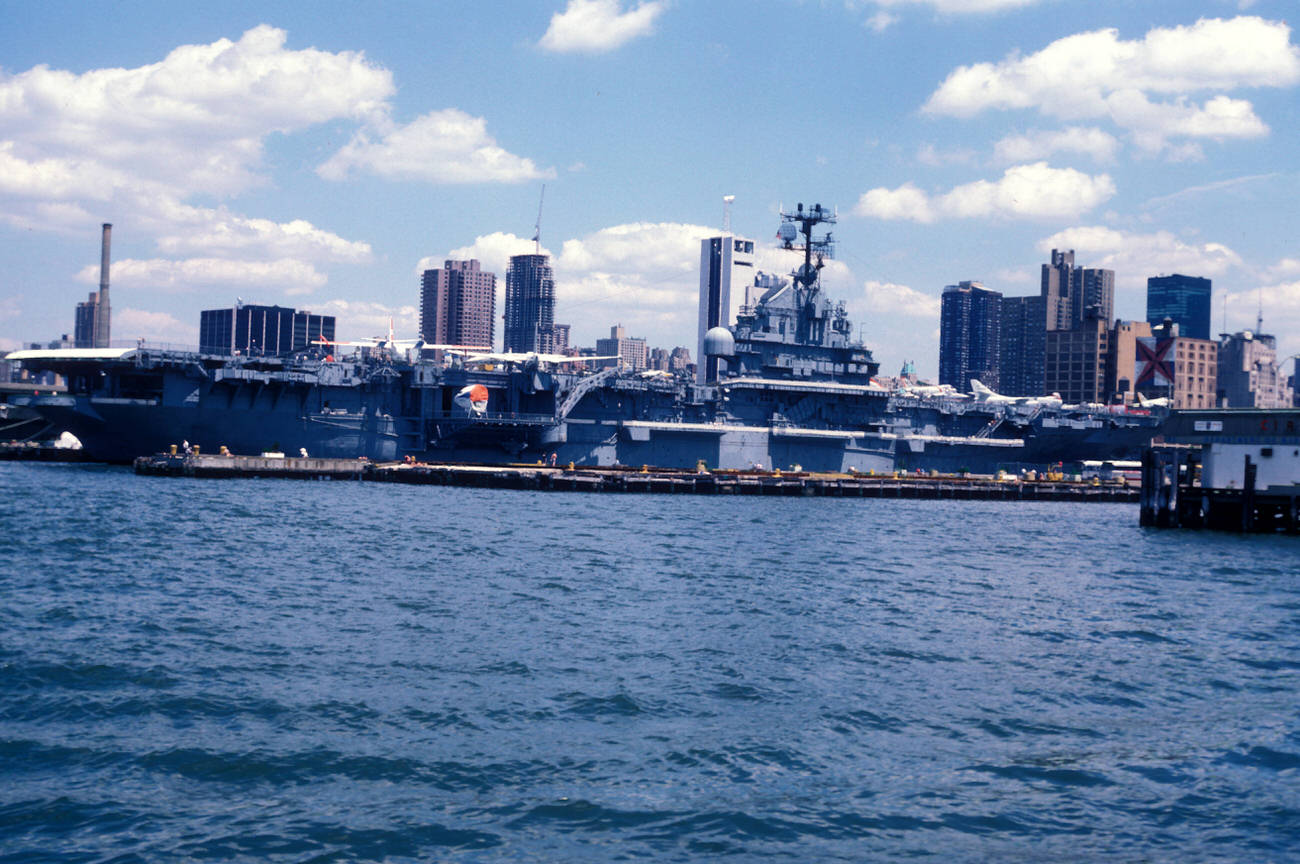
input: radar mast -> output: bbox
[778,202,836,345]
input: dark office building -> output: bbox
[1000,294,1047,396]
[1146,274,1211,340]
[199,304,335,356]
[420,259,495,349]
[503,253,556,353]
[939,281,1002,392]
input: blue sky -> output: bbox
[2,0,1298,378]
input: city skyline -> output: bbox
[2,1,1299,379]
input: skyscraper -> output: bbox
[1041,248,1077,331]
[939,281,1002,392]
[1146,274,1211,340]
[697,235,755,384]
[1000,295,1047,396]
[1078,267,1115,326]
[420,259,495,349]
[503,254,555,353]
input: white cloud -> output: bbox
[992,127,1120,164]
[924,16,1300,156]
[0,25,393,198]
[439,232,552,281]
[151,205,372,263]
[0,26,400,297]
[318,109,553,184]
[313,299,419,344]
[1224,281,1300,351]
[861,280,939,317]
[856,0,1041,14]
[1267,258,1300,280]
[856,163,1115,223]
[113,308,199,346]
[74,258,328,293]
[855,183,936,223]
[1037,226,1244,293]
[539,0,666,54]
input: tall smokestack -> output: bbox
[96,223,111,348]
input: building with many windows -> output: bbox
[939,281,1001,392]
[1217,329,1293,408]
[1136,321,1217,409]
[420,259,495,350]
[1079,267,1115,327]
[596,324,649,370]
[503,254,556,354]
[999,295,1047,396]
[1045,318,1109,405]
[1147,274,1211,340]
[199,304,335,357]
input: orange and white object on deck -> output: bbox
[454,384,490,414]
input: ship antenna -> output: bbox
[532,184,545,254]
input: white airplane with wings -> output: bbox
[1135,392,1170,408]
[897,382,964,399]
[453,352,622,367]
[970,379,1063,409]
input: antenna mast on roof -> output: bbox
[532,184,545,254]
[723,195,734,233]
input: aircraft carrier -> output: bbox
[9,203,1164,471]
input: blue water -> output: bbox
[2,463,1299,862]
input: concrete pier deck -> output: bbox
[132,453,1138,502]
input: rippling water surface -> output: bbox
[2,463,1299,862]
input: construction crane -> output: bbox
[532,184,545,253]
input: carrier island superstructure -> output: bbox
[10,203,1164,470]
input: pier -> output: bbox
[132,452,1138,502]
[1139,410,1300,534]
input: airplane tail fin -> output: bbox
[970,379,991,398]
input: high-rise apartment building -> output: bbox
[1147,274,1211,340]
[1217,330,1293,408]
[999,295,1047,396]
[199,304,335,356]
[503,254,556,354]
[697,235,755,384]
[1040,249,1114,331]
[939,281,1002,392]
[1041,249,1077,332]
[1078,267,1115,327]
[420,259,495,349]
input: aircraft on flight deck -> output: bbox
[970,379,1063,409]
